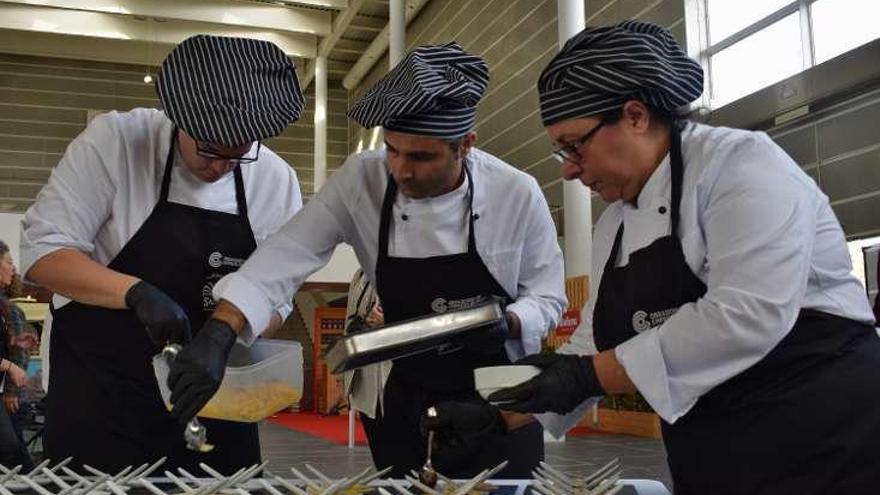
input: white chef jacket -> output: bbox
[214,146,567,360]
[21,108,303,390]
[539,122,876,437]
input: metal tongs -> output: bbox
[161,344,215,453]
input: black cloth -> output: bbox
[347,42,489,139]
[157,35,303,147]
[591,124,880,494]
[362,165,543,479]
[537,20,704,126]
[45,127,260,474]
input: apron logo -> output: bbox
[431,295,487,313]
[632,308,679,332]
[207,251,244,269]
[632,311,651,332]
[208,251,223,268]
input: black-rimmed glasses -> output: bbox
[196,141,262,164]
[552,121,605,163]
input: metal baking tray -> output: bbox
[325,299,504,374]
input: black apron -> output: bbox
[362,165,544,479]
[44,128,261,474]
[592,123,880,494]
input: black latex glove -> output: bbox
[125,280,191,347]
[419,399,506,450]
[168,318,236,422]
[487,353,604,414]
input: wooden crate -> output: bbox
[595,408,662,439]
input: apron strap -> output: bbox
[463,161,477,254]
[159,127,178,202]
[670,122,684,237]
[159,126,250,219]
[603,123,686,273]
[233,166,249,218]
[604,225,624,273]
[377,174,397,263]
[378,161,477,260]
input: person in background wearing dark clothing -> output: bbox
[0,241,34,469]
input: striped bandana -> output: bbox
[348,42,489,140]
[538,20,703,126]
[157,35,304,147]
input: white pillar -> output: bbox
[389,0,406,67]
[557,0,591,278]
[314,55,328,191]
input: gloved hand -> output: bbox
[125,280,191,347]
[487,353,604,414]
[168,318,237,422]
[420,399,506,450]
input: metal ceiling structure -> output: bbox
[0,0,428,86]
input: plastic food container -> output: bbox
[153,339,303,423]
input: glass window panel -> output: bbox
[707,0,793,43]
[812,0,880,64]
[710,13,803,107]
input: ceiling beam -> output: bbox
[348,15,386,33]
[0,0,331,36]
[333,38,370,54]
[0,29,173,67]
[272,0,348,10]
[300,0,368,89]
[0,4,317,59]
[342,0,429,90]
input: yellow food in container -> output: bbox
[153,339,304,423]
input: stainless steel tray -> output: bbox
[325,300,504,373]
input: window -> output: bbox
[811,0,880,63]
[689,0,880,108]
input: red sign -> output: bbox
[556,308,581,337]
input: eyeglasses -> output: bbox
[196,141,262,164]
[552,121,605,163]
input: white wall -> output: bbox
[0,212,23,268]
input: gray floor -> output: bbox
[258,421,672,489]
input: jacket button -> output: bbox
[401,214,409,221]
[658,206,667,214]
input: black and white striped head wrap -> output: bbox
[538,20,703,126]
[348,42,489,140]
[157,35,304,147]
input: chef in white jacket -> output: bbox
[167,42,566,479]
[21,35,304,473]
[430,21,880,494]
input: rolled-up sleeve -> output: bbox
[21,117,116,278]
[506,181,567,355]
[616,136,817,423]
[214,163,355,341]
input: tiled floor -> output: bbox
[258,421,672,489]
